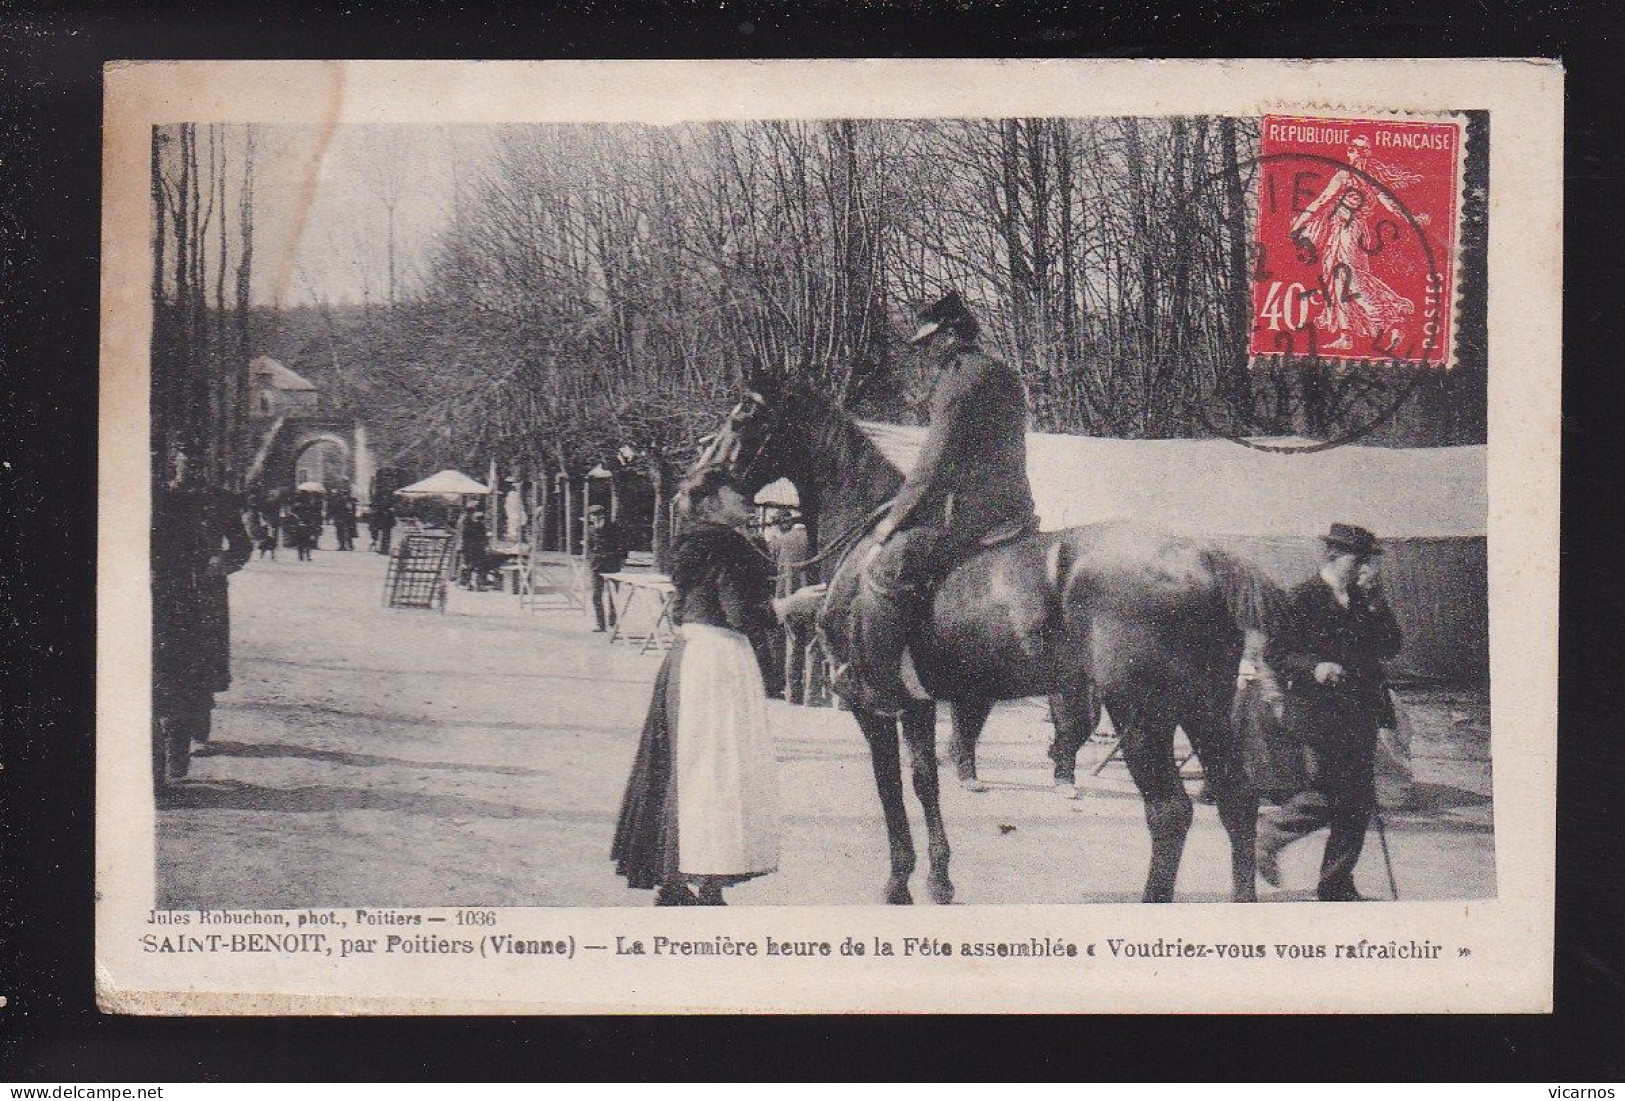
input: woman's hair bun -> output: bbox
[676,465,737,517]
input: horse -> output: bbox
[694,371,1280,905]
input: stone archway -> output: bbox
[290,433,351,487]
[246,415,367,495]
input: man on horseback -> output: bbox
[849,290,1038,716]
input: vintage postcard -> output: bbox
[97,59,1560,1014]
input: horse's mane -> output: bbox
[780,374,903,500]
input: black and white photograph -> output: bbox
[95,59,1558,1015]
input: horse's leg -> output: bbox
[1115,698,1192,903]
[857,711,916,905]
[948,696,993,793]
[902,702,954,904]
[1048,687,1098,799]
[1182,695,1259,903]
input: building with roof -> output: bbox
[241,357,373,495]
[247,356,320,418]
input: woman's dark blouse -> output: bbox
[669,522,777,634]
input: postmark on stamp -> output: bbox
[1251,114,1463,368]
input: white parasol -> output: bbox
[396,470,490,496]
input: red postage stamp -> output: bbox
[1251,114,1463,366]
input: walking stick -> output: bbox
[1372,811,1400,900]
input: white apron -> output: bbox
[674,623,781,877]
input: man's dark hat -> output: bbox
[909,290,974,345]
[1321,522,1382,556]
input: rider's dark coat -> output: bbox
[889,343,1035,543]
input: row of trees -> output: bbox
[408,117,1273,455]
[153,116,1488,541]
[374,117,1482,469]
[151,123,257,487]
[310,118,1292,530]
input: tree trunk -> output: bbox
[999,120,1032,370]
[151,127,169,478]
[1122,119,1157,436]
[173,124,196,455]
[235,125,256,483]
[1166,118,1192,435]
[560,470,576,556]
[650,460,672,572]
[1218,116,1253,421]
[536,469,553,552]
[1054,119,1085,428]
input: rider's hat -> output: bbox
[909,290,977,345]
[1321,522,1382,557]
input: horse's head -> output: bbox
[688,371,798,498]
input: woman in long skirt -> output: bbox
[612,468,824,906]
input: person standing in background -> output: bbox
[769,510,812,704]
[458,502,492,590]
[152,451,252,787]
[373,498,397,555]
[328,488,358,551]
[587,504,627,632]
[290,490,324,560]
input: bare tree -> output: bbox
[359,128,413,311]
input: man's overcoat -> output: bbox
[1259,576,1403,796]
[890,344,1035,544]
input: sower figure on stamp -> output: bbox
[1258,523,1403,902]
[848,291,1038,716]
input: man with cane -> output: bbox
[1258,523,1404,901]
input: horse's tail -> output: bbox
[1203,546,1285,639]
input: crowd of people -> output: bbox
[246,486,362,561]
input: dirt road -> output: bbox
[158,539,1495,908]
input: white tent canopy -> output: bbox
[858,422,1485,539]
[396,469,490,496]
[857,422,1488,681]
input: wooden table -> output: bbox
[522,551,586,611]
[603,570,677,653]
[485,541,527,594]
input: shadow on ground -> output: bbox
[159,777,601,824]
[196,739,552,778]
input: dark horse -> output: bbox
[697,373,1279,905]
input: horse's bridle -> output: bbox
[730,390,777,489]
[695,390,773,486]
[701,388,885,578]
